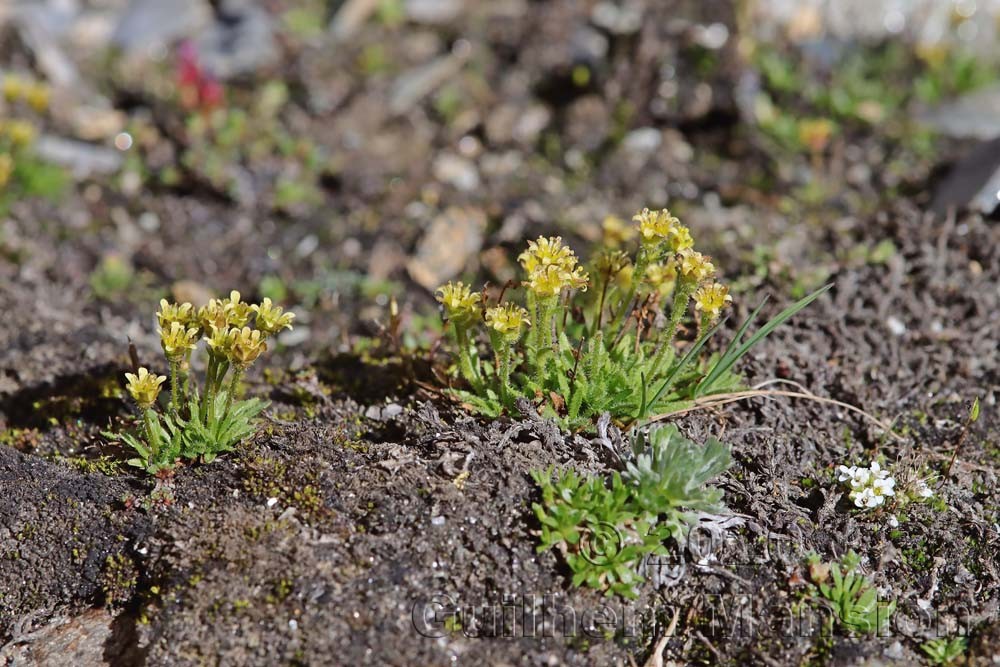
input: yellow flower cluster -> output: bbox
[153,292,293,369]
[436,281,481,324]
[485,303,530,340]
[628,207,731,321]
[632,208,694,253]
[519,236,589,297]
[0,119,37,148]
[125,367,166,408]
[2,75,50,112]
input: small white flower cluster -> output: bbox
[838,461,896,508]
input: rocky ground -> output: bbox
[1,1,998,665]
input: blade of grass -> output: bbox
[695,283,832,398]
[642,316,727,418]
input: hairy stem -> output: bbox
[647,280,695,381]
[200,355,217,424]
[532,296,556,386]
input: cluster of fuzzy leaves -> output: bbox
[809,551,895,635]
[439,213,829,430]
[532,425,732,598]
[110,390,267,475]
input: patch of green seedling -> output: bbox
[0,75,69,213]
[105,292,294,474]
[178,81,324,211]
[920,636,967,666]
[807,550,895,635]
[437,208,827,429]
[532,424,731,598]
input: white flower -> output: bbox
[839,460,897,511]
[888,515,899,528]
[837,465,858,482]
[913,479,934,499]
[872,476,895,497]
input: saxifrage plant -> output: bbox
[107,292,294,474]
[532,424,732,598]
[436,208,828,428]
[808,550,895,635]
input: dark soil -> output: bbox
[1,1,998,665]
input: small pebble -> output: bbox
[886,316,907,336]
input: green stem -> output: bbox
[488,329,514,406]
[222,368,243,421]
[608,246,655,339]
[143,408,162,464]
[169,359,180,418]
[181,352,193,405]
[453,323,480,388]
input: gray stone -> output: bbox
[34,135,122,176]
[111,0,211,55]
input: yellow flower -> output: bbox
[525,264,589,297]
[223,290,252,327]
[157,299,195,329]
[436,281,481,325]
[225,327,267,368]
[485,303,530,340]
[251,298,295,336]
[677,248,715,282]
[615,264,634,290]
[2,75,25,103]
[0,153,12,188]
[594,249,630,276]
[518,236,580,274]
[205,326,232,358]
[125,367,166,408]
[601,215,636,248]
[198,299,230,334]
[644,262,677,296]
[160,321,199,361]
[694,282,732,320]
[797,118,835,154]
[665,224,694,252]
[633,208,680,246]
[25,83,50,113]
[199,291,251,333]
[4,120,37,148]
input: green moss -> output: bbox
[102,552,138,606]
